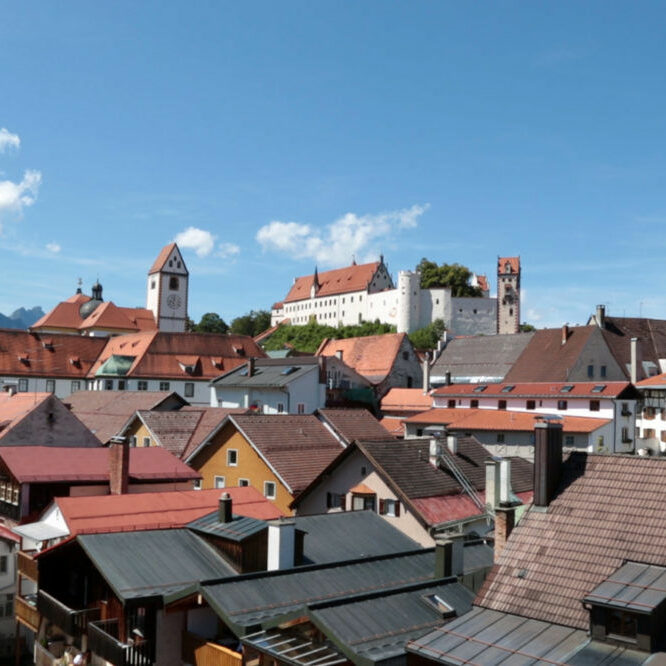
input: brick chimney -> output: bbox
[494,507,516,562]
[561,324,569,346]
[109,438,130,495]
[533,420,563,508]
[247,357,255,377]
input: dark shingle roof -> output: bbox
[294,511,419,564]
[212,358,319,388]
[231,414,343,494]
[187,511,267,542]
[317,409,393,445]
[478,452,666,630]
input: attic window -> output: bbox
[422,594,456,618]
[233,346,246,356]
[18,354,29,365]
[69,357,81,366]
[42,339,54,351]
[238,367,249,376]
[560,385,574,393]
[473,385,487,393]
[280,366,298,376]
[592,384,606,393]
[501,385,515,393]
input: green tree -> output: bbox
[409,319,446,350]
[230,310,272,337]
[417,259,482,297]
[519,322,536,332]
[193,312,229,334]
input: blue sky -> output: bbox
[1,1,665,328]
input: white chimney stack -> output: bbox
[422,353,431,394]
[267,518,295,571]
[631,337,639,384]
[499,459,512,505]
[447,435,458,455]
[485,458,501,511]
[429,438,442,468]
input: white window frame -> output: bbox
[238,478,250,487]
[18,378,28,392]
[71,380,81,393]
[142,437,150,447]
[159,381,170,391]
[214,476,226,489]
[227,449,238,466]
[137,380,148,391]
[184,382,195,398]
[264,481,276,499]
[297,403,305,414]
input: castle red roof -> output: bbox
[284,261,380,303]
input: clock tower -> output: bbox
[147,243,189,332]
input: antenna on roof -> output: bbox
[351,254,356,266]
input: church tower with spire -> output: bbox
[146,243,189,332]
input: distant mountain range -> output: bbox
[0,306,45,330]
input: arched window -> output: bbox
[169,276,179,291]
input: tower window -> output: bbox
[169,277,179,290]
[150,280,156,290]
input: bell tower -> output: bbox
[147,243,189,332]
[497,256,520,334]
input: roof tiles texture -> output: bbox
[148,243,177,274]
[317,408,394,444]
[380,388,433,413]
[284,261,380,303]
[477,452,666,630]
[231,414,343,494]
[433,381,632,399]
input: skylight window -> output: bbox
[473,385,487,393]
[422,594,456,618]
[280,366,299,375]
[560,385,574,393]
[592,384,606,393]
[501,385,515,393]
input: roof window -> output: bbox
[591,384,606,393]
[473,385,487,393]
[560,385,574,393]
[280,366,299,376]
[422,594,456,618]
[501,385,515,393]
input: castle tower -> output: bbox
[397,270,421,334]
[497,256,520,334]
[146,243,189,332]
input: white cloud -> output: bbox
[174,226,216,257]
[0,128,20,153]
[46,242,61,254]
[0,169,42,224]
[256,203,429,267]
[217,242,240,259]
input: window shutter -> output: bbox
[395,501,401,517]
[379,499,386,515]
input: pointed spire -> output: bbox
[313,266,320,289]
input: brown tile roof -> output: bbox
[284,261,380,303]
[497,256,520,273]
[600,316,666,380]
[637,372,666,387]
[405,407,611,435]
[0,329,106,378]
[379,417,404,436]
[0,392,51,433]
[317,333,407,384]
[90,332,266,379]
[503,326,597,383]
[475,275,489,292]
[78,302,156,332]
[230,414,343,494]
[148,242,177,274]
[317,408,394,444]
[477,452,666,630]
[64,390,184,443]
[380,388,433,414]
[433,381,634,399]
[138,406,248,459]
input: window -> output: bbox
[622,427,632,443]
[326,492,346,510]
[264,481,277,499]
[277,403,285,413]
[169,276,179,290]
[591,384,606,393]
[526,400,536,410]
[557,400,568,411]
[644,406,656,420]
[600,365,607,378]
[565,435,575,446]
[214,476,225,489]
[159,381,170,391]
[496,433,505,443]
[643,428,655,439]
[352,493,376,511]
[137,380,148,391]
[142,437,150,447]
[118,380,126,391]
[0,594,12,618]
[621,402,631,416]
[238,478,249,487]
[470,399,479,408]
[193,479,202,490]
[587,364,594,378]
[71,380,81,393]
[297,403,305,414]
[46,379,55,393]
[130,436,138,447]
[590,400,600,412]
[104,380,114,391]
[447,399,456,408]
[379,499,401,517]
[227,449,238,466]
[184,382,194,398]
[497,400,507,410]
[501,385,515,393]
[560,385,574,393]
[606,609,638,641]
[18,378,28,392]
[402,351,409,360]
[0,556,7,574]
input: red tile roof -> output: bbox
[317,409,394,444]
[0,329,106,378]
[317,333,408,384]
[230,414,343,494]
[433,381,633,399]
[284,261,380,303]
[0,392,51,431]
[637,372,666,387]
[475,275,489,292]
[381,388,433,413]
[379,417,404,436]
[0,446,199,483]
[148,243,178,274]
[53,486,282,535]
[497,256,520,274]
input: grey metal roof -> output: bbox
[294,511,419,565]
[13,522,69,542]
[461,541,493,573]
[202,550,435,634]
[212,361,317,388]
[431,334,534,385]
[187,511,267,542]
[78,529,236,602]
[308,580,474,666]
[584,561,666,613]
[406,606,652,665]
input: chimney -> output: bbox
[596,304,605,328]
[499,458,513,505]
[267,518,295,570]
[533,420,563,508]
[247,357,255,377]
[218,492,232,523]
[422,353,431,394]
[445,371,452,386]
[109,437,129,495]
[631,337,639,384]
[494,507,516,563]
[561,324,569,346]
[318,356,326,383]
[429,438,442,468]
[446,435,458,455]
[434,536,464,578]
[485,458,501,511]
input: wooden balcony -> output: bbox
[15,594,40,632]
[182,631,243,666]
[18,549,39,582]
[37,590,100,637]
[89,619,153,666]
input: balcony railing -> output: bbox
[18,550,39,582]
[89,619,153,666]
[15,594,40,632]
[37,590,100,637]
